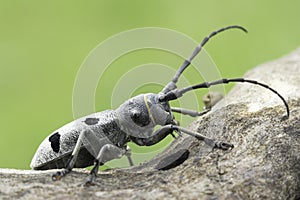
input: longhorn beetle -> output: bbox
[31,25,290,185]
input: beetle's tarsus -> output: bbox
[52,168,71,181]
[214,141,234,150]
[52,171,63,181]
[84,174,96,187]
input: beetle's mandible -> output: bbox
[30,25,290,186]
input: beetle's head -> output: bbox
[115,93,173,138]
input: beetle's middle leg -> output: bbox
[125,146,134,167]
[85,144,127,186]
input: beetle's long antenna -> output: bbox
[159,78,290,117]
[161,25,247,94]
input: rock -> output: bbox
[1,48,300,200]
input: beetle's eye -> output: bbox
[130,108,149,127]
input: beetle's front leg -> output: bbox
[52,129,92,181]
[147,125,233,150]
[170,125,233,150]
[130,125,175,146]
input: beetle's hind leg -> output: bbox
[52,129,92,181]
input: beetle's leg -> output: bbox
[125,146,134,167]
[85,144,127,186]
[171,107,210,117]
[130,125,174,146]
[171,119,182,138]
[148,124,233,150]
[169,125,233,150]
[52,129,93,181]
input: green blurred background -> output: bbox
[1,1,300,169]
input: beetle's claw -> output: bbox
[52,171,63,181]
[215,142,234,150]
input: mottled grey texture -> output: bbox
[1,48,300,200]
[30,110,130,170]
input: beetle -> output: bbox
[30,25,290,186]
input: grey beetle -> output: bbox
[31,25,289,185]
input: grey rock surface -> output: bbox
[1,48,300,200]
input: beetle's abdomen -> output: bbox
[31,110,129,170]
[32,147,95,170]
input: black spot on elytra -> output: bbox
[84,118,99,125]
[49,132,60,153]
